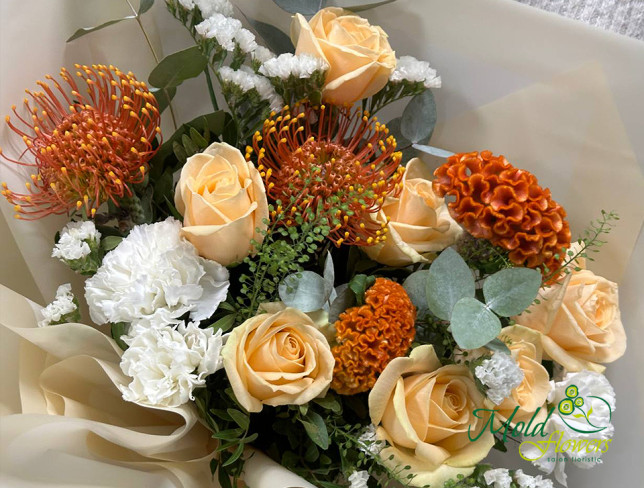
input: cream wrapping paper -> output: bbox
[0,285,315,488]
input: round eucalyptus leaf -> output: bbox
[279,271,332,313]
[401,90,437,144]
[328,284,356,323]
[450,297,501,350]
[403,270,430,312]
[483,267,542,317]
[426,248,475,320]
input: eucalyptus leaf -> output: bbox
[403,270,430,312]
[247,18,294,54]
[149,87,176,114]
[323,251,335,288]
[385,117,415,164]
[331,0,397,11]
[401,90,437,144]
[328,284,356,323]
[273,0,326,15]
[279,271,332,312]
[426,248,475,321]
[450,297,502,350]
[139,0,155,14]
[149,46,208,89]
[412,144,454,159]
[483,267,542,317]
[485,338,511,355]
[67,17,135,42]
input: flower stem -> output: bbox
[125,0,179,131]
[204,67,219,112]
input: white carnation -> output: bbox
[194,0,234,17]
[52,220,101,261]
[475,352,524,405]
[84,218,229,334]
[521,371,616,486]
[195,13,242,51]
[514,469,554,488]
[259,53,328,80]
[390,55,441,88]
[119,323,223,407]
[348,471,370,488]
[219,66,283,111]
[38,284,78,327]
[252,46,275,64]
[484,468,513,488]
[235,28,258,54]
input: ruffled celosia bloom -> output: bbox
[252,103,405,247]
[369,345,494,487]
[1,64,161,220]
[433,151,571,274]
[85,218,229,335]
[119,323,224,407]
[331,278,416,395]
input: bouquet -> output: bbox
[0,1,627,487]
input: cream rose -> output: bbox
[221,308,334,413]
[291,7,396,104]
[369,345,494,487]
[492,326,551,427]
[174,142,269,266]
[365,158,462,266]
[515,267,626,373]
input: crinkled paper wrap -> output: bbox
[0,285,315,488]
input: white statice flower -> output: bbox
[119,323,222,407]
[252,46,275,65]
[234,27,257,54]
[219,66,283,111]
[348,471,370,488]
[513,470,554,488]
[52,220,101,261]
[85,218,229,334]
[390,55,441,89]
[259,53,328,80]
[358,424,383,455]
[484,468,513,488]
[194,0,234,18]
[38,284,79,327]
[195,13,242,51]
[474,352,524,405]
[521,371,616,486]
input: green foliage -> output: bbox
[482,268,542,317]
[66,1,154,42]
[110,322,129,350]
[455,233,513,276]
[403,270,431,313]
[273,0,324,15]
[279,270,334,312]
[149,46,209,89]
[348,274,376,306]
[450,297,502,350]
[401,90,437,144]
[426,248,475,321]
[246,18,294,54]
[412,144,455,158]
[442,464,496,488]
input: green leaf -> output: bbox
[401,90,437,144]
[149,87,176,114]
[483,268,542,317]
[181,133,199,157]
[139,0,155,14]
[426,248,475,321]
[328,284,356,323]
[485,338,511,355]
[110,322,129,350]
[300,411,329,449]
[149,46,208,89]
[450,297,502,349]
[247,19,294,54]
[314,394,342,413]
[222,443,244,467]
[189,126,209,149]
[67,17,135,42]
[101,235,123,252]
[331,0,398,11]
[348,274,376,306]
[227,409,250,430]
[172,141,188,163]
[403,270,430,312]
[412,144,454,159]
[323,251,335,289]
[279,271,332,312]
[210,314,236,333]
[385,117,415,164]
[273,0,326,15]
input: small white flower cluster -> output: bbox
[347,470,370,488]
[219,66,283,111]
[357,424,384,455]
[484,468,553,488]
[195,0,234,18]
[195,13,243,51]
[475,352,524,405]
[252,46,275,65]
[390,55,441,89]
[119,322,224,407]
[85,218,229,337]
[259,53,328,80]
[38,284,78,327]
[52,220,101,261]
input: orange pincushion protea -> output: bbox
[433,151,571,273]
[1,64,161,220]
[331,278,416,395]
[250,103,405,247]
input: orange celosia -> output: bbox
[433,151,571,274]
[1,64,161,220]
[331,278,416,395]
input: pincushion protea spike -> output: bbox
[250,102,405,246]
[0,64,161,220]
